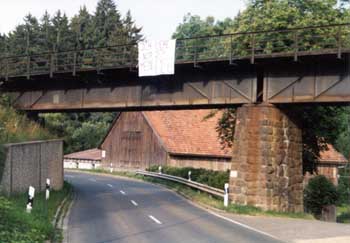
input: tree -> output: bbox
[172,14,235,61]
[304,175,338,218]
[172,1,350,172]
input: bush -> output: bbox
[148,165,229,189]
[304,175,338,218]
[337,171,350,206]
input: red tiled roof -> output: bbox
[317,144,348,164]
[143,110,231,158]
[64,148,102,161]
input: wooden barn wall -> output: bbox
[316,164,339,186]
[100,112,168,170]
[168,155,231,171]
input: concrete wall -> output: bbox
[0,139,63,195]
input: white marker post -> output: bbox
[45,178,51,200]
[224,183,229,207]
[188,171,192,181]
[158,166,162,174]
[110,163,113,173]
[26,186,35,213]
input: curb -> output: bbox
[51,187,74,243]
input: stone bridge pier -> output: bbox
[229,104,303,213]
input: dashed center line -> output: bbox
[89,178,97,182]
[131,200,138,206]
[107,184,113,188]
[148,215,162,225]
[120,190,126,195]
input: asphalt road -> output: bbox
[65,171,282,243]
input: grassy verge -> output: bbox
[71,169,313,220]
[0,182,72,243]
[337,205,350,223]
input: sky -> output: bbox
[0,0,246,39]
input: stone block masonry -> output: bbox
[229,104,303,213]
[0,139,63,195]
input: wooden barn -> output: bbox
[99,110,232,171]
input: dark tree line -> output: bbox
[0,0,142,57]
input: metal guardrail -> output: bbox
[0,23,349,80]
[136,170,225,198]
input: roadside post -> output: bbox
[26,186,35,213]
[159,166,162,174]
[46,178,51,200]
[110,163,113,173]
[188,171,192,181]
[224,183,229,207]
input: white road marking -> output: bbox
[89,178,97,182]
[208,211,279,240]
[148,215,162,225]
[131,200,138,206]
[65,175,75,178]
[107,184,113,188]
[120,190,126,195]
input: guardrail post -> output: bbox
[45,178,50,200]
[5,57,9,81]
[337,26,342,59]
[229,35,233,65]
[50,54,54,78]
[224,183,229,207]
[26,56,30,80]
[251,33,255,64]
[188,170,192,181]
[73,51,77,76]
[194,42,198,68]
[26,186,35,213]
[158,166,162,174]
[294,30,299,62]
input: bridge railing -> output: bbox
[0,23,349,80]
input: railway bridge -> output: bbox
[1,23,349,212]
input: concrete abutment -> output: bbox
[229,104,303,213]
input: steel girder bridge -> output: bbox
[0,23,349,112]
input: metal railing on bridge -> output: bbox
[0,23,349,80]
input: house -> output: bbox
[64,148,102,170]
[315,144,348,185]
[99,110,232,171]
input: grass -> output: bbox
[0,181,72,243]
[72,168,314,220]
[337,205,350,223]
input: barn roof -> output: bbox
[64,148,102,161]
[142,110,231,158]
[317,144,348,164]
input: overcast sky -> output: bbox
[0,0,246,39]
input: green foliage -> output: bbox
[1,0,142,57]
[148,165,229,190]
[0,95,53,145]
[282,105,350,173]
[0,182,72,243]
[40,112,116,154]
[337,167,350,206]
[304,175,338,218]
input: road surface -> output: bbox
[65,171,282,243]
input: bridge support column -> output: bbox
[229,104,303,213]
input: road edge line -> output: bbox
[208,210,281,241]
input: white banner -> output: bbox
[138,39,176,77]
